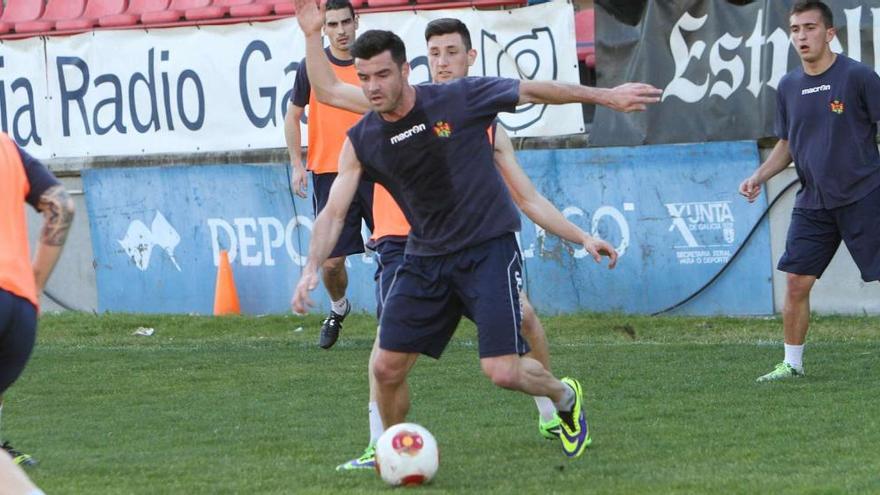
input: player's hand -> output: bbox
[291,165,308,198]
[291,268,319,314]
[582,237,619,269]
[739,175,762,203]
[293,0,323,36]
[605,83,663,112]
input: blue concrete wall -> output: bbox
[515,141,772,315]
[83,141,772,315]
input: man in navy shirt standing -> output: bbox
[291,23,661,457]
[740,1,880,382]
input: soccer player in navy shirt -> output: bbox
[298,12,626,467]
[291,20,660,458]
[739,1,880,382]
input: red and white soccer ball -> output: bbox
[375,423,439,486]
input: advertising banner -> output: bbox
[7,2,583,159]
[592,0,880,146]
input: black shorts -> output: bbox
[312,172,374,259]
[0,289,37,394]
[373,238,407,320]
[778,185,880,281]
[378,233,529,359]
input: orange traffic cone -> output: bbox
[213,250,241,315]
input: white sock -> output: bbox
[534,396,557,422]
[784,344,804,370]
[553,384,575,413]
[368,402,384,446]
[331,298,349,316]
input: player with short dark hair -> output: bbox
[283,0,373,350]
[0,133,74,469]
[423,17,472,51]
[312,15,592,469]
[292,0,661,459]
[739,0,880,381]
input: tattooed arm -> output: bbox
[32,185,75,295]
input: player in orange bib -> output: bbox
[284,0,373,350]
[293,11,630,469]
[0,132,74,488]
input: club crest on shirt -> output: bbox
[433,121,452,138]
[830,100,845,114]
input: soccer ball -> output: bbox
[375,423,439,486]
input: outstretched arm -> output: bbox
[493,127,617,268]
[294,0,370,113]
[32,185,75,295]
[519,80,662,113]
[291,138,364,313]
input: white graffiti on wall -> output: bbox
[665,200,735,265]
[118,211,182,271]
[663,7,880,103]
[206,205,631,269]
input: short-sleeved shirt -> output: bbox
[292,48,363,174]
[368,123,499,246]
[0,137,60,307]
[775,55,880,209]
[348,77,521,256]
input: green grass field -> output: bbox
[4,312,879,494]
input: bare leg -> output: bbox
[783,273,816,345]
[372,349,419,427]
[479,354,567,402]
[322,256,348,302]
[368,333,380,404]
[518,294,559,423]
[520,294,550,371]
[366,330,384,443]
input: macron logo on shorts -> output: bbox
[390,124,427,144]
[801,84,831,95]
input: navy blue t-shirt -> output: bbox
[19,146,59,211]
[775,55,880,209]
[291,48,354,107]
[347,77,521,256]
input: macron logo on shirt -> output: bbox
[390,124,427,144]
[801,84,831,95]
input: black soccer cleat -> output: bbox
[318,303,350,349]
[2,441,37,467]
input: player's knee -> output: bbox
[481,359,520,390]
[785,274,814,302]
[372,356,406,386]
[322,257,345,274]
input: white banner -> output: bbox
[8,2,582,159]
[0,37,47,151]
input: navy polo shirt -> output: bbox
[775,55,880,209]
[348,77,521,257]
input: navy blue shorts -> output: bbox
[778,185,880,281]
[0,289,37,394]
[312,172,374,259]
[373,238,407,320]
[378,233,529,359]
